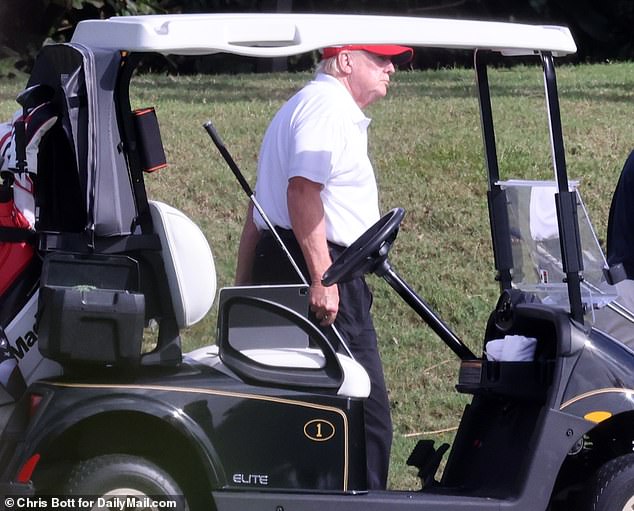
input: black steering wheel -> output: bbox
[322,208,405,286]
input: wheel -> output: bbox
[322,207,405,285]
[63,454,189,511]
[587,453,634,510]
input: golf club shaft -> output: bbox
[204,121,308,286]
[203,120,353,358]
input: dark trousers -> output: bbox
[252,231,392,490]
[608,149,634,278]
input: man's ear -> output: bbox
[337,51,353,75]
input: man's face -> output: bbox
[345,50,396,108]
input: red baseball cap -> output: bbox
[321,45,414,65]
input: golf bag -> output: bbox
[0,86,63,392]
[0,42,194,397]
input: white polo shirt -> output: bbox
[253,73,380,247]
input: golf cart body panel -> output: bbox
[15,370,368,493]
[561,327,634,411]
[1,12,633,511]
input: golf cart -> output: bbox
[1,12,633,511]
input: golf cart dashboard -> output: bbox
[456,292,567,403]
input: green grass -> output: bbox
[2,61,634,489]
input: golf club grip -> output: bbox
[203,121,253,196]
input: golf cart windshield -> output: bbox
[500,180,617,323]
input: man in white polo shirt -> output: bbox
[235,44,413,490]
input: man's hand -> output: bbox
[309,281,339,326]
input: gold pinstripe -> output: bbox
[560,387,634,411]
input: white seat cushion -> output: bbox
[149,201,216,328]
[186,345,370,398]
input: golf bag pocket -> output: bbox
[37,253,145,367]
[133,107,167,173]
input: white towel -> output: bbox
[486,335,537,361]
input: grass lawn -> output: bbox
[1,60,633,489]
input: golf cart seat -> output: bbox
[149,200,216,329]
[236,349,370,398]
[188,344,371,398]
[188,285,371,398]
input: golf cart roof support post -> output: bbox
[115,51,152,233]
[380,264,476,360]
[475,50,514,292]
[541,52,585,323]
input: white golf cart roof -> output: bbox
[71,13,576,57]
